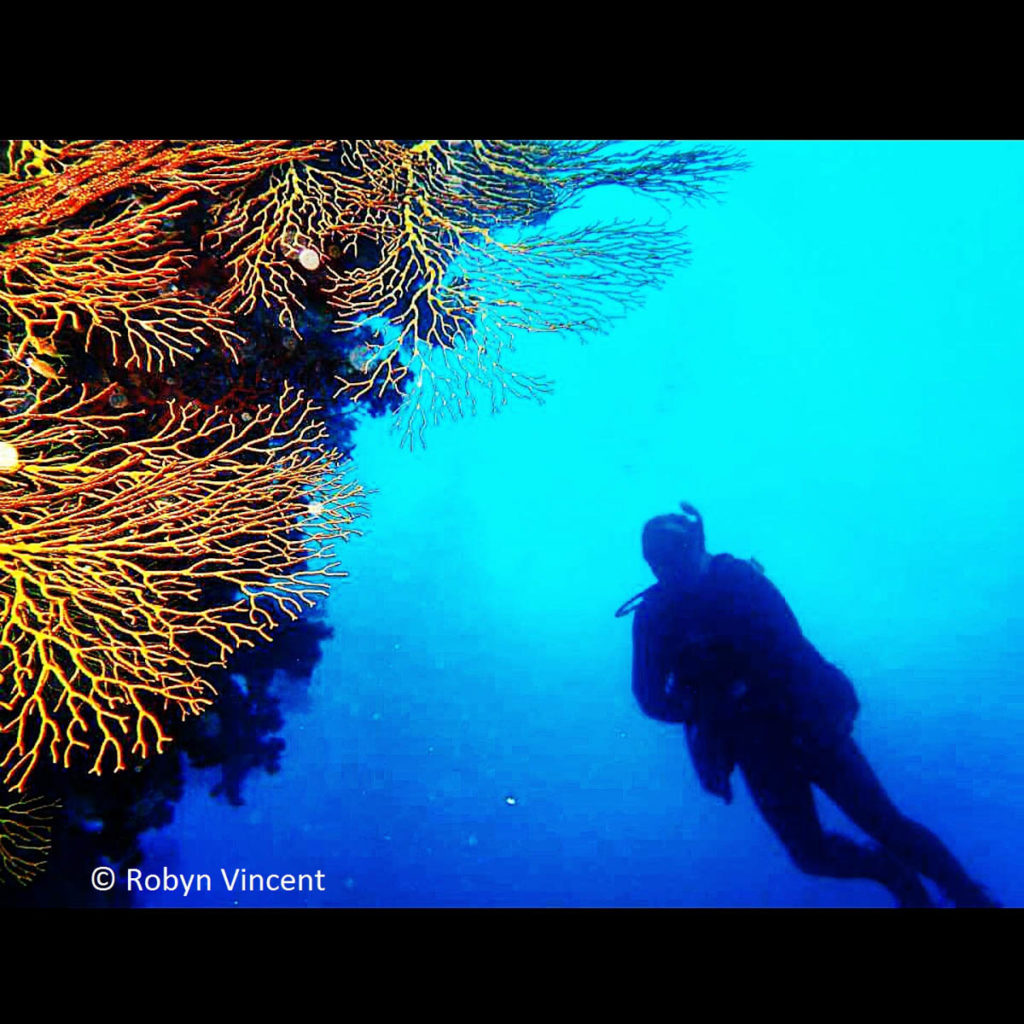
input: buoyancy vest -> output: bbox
[622,554,859,750]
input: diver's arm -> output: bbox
[632,606,692,724]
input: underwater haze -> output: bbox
[139,140,1023,907]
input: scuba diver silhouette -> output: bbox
[618,502,999,908]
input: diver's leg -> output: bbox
[737,734,933,906]
[809,736,999,908]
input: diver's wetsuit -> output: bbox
[632,554,995,908]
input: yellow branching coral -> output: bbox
[195,139,746,446]
[0,139,328,373]
[0,364,364,790]
[0,192,245,373]
[326,140,746,446]
[204,159,363,337]
[0,793,59,885]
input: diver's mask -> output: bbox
[641,502,704,572]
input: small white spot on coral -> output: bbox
[0,441,19,472]
[297,247,321,271]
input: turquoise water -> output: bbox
[139,141,1023,907]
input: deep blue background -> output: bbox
[139,141,1022,907]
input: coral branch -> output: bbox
[0,793,59,885]
[0,363,364,790]
[0,140,329,373]
[321,140,746,446]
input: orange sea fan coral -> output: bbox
[0,364,364,790]
[0,139,329,235]
[204,159,364,337]
[0,139,329,374]
[0,192,245,373]
[2,139,745,447]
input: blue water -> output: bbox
[138,141,1023,907]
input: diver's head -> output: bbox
[642,502,707,589]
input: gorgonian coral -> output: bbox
[193,139,749,445]
[0,363,363,790]
[0,793,58,884]
[0,138,747,817]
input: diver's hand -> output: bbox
[702,768,733,805]
[665,675,698,724]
